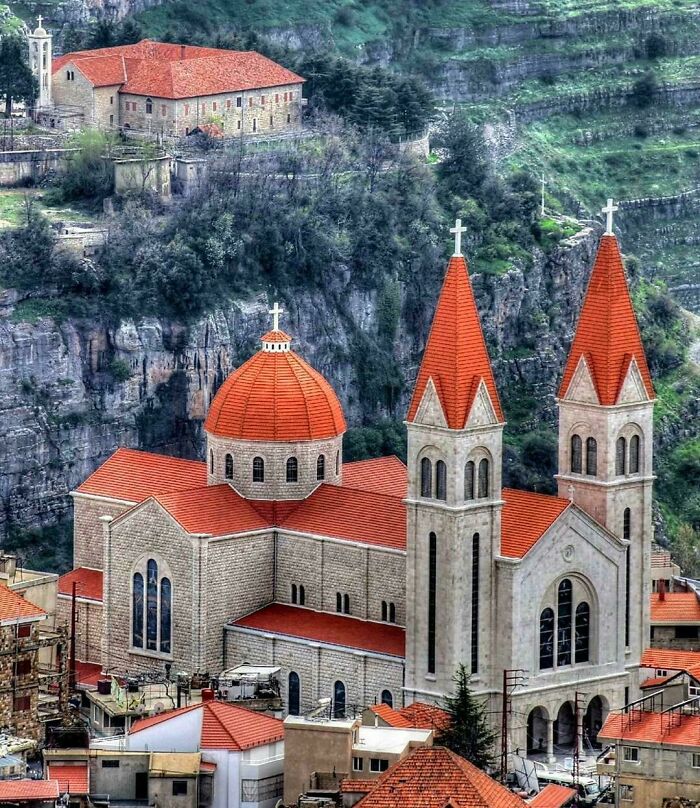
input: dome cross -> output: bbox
[602,198,618,235]
[269,301,284,332]
[450,218,467,257]
[36,15,43,28]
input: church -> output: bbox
[65,207,654,756]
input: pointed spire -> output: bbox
[407,255,504,428]
[559,234,654,405]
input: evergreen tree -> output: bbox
[0,36,37,117]
[441,664,497,770]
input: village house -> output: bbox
[650,585,700,651]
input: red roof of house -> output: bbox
[200,761,217,773]
[131,699,284,750]
[500,488,570,558]
[398,702,451,734]
[558,234,654,404]
[529,784,576,808]
[231,604,405,657]
[75,447,206,502]
[204,333,346,442]
[0,584,46,624]
[369,703,413,728]
[599,709,700,748]
[407,255,504,428]
[342,456,407,498]
[58,568,103,602]
[53,40,304,99]
[640,674,675,690]
[641,647,700,672]
[75,660,104,689]
[650,592,700,623]
[340,780,376,794]
[0,780,59,802]
[355,746,525,808]
[47,763,89,795]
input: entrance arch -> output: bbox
[583,695,607,750]
[553,701,576,752]
[526,706,549,754]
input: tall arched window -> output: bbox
[299,585,305,606]
[436,460,447,501]
[471,533,480,674]
[132,573,144,649]
[336,592,342,613]
[288,672,300,716]
[381,690,393,708]
[286,457,298,483]
[146,559,158,651]
[420,458,432,498]
[539,608,554,669]
[209,449,214,474]
[336,451,340,475]
[478,459,489,498]
[333,681,346,718]
[146,97,153,114]
[629,435,640,474]
[381,601,388,621]
[557,579,573,666]
[160,578,171,654]
[571,435,582,474]
[464,461,475,501]
[575,602,590,663]
[428,532,437,674]
[291,584,298,604]
[225,453,234,480]
[133,560,172,654]
[616,437,626,476]
[586,438,597,476]
[253,456,265,482]
[343,594,350,614]
[623,508,631,541]
[389,603,396,623]
[317,455,325,481]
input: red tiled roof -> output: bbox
[407,255,504,428]
[0,584,46,624]
[342,457,407,499]
[340,780,376,794]
[640,674,675,690]
[75,660,104,689]
[204,337,346,442]
[200,761,217,773]
[0,780,59,801]
[399,702,451,734]
[641,648,700,672]
[558,235,654,404]
[650,592,700,623]
[599,709,700,748]
[500,488,570,558]
[369,703,413,728]
[231,604,405,657]
[529,784,576,808]
[355,746,525,808]
[58,568,103,602]
[75,447,206,502]
[262,329,291,343]
[54,40,304,98]
[47,763,89,795]
[131,700,284,750]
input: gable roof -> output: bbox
[407,255,504,428]
[529,784,576,808]
[0,780,60,802]
[398,702,451,734]
[0,584,46,625]
[558,234,654,405]
[369,703,413,728]
[500,488,570,558]
[650,592,700,624]
[58,568,103,602]
[354,746,525,808]
[131,699,284,750]
[599,709,700,749]
[641,647,700,680]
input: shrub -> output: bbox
[109,359,131,382]
[646,32,669,60]
[632,71,658,109]
[633,123,648,138]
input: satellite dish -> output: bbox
[153,702,165,714]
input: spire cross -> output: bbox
[36,15,43,28]
[601,198,618,235]
[450,218,467,257]
[269,301,283,332]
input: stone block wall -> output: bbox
[56,594,103,663]
[72,495,133,571]
[0,624,42,741]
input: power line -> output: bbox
[500,669,528,784]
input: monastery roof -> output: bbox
[0,583,46,625]
[407,255,504,428]
[341,456,407,498]
[231,604,405,657]
[47,762,89,795]
[529,784,577,808]
[0,779,60,802]
[130,699,284,750]
[650,592,700,624]
[58,567,103,602]
[354,746,525,808]
[500,488,570,558]
[53,40,304,99]
[599,709,700,749]
[558,234,654,405]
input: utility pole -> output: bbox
[573,690,586,805]
[500,669,528,783]
[69,581,77,692]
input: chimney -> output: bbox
[659,578,666,601]
[180,44,186,60]
[201,688,215,702]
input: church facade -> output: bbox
[66,217,653,755]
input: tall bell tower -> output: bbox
[28,17,52,111]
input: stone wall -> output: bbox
[56,593,103,663]
[73,495,132,571]
[0,148,75,187]
[0,623,43,741]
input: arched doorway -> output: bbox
[583,696,606,750]
[553,701,576,752]
[526,706,549,755]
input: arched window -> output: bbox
[471,533,480,674]
[160,577,171,654]
[389,602,396,623]
[381,690,393,708]
[146,559,158,651]
[629,435,640,474]
[146,97,153,114]
[286,457,298,483]
[336,451,340,475]
[575,602,590,663]
[336,592,342,613]
[478,459,489,498]
[435,460,447,501]
[570,435,582,474]
[539,607,554,669]
[464,461,475,501]
[333,681,346,718]
[317,455,325,481]
[225,453,233,479]
[616,437,626,476]
[420,458,432,498]
[209,449,214,474]
[291,584,298,604]
[585,438,597,476]
[343,594,350,614]
[623,508,631,541]
[381,601,387,621]
[288,672,300,716]
[557,579,573,666]
[253,456,265,482]
[299,585,305,606]
[132,573,144,648]
[428,532,437,674]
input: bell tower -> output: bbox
[28,17,52,111]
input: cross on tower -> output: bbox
[269,301,284,332]
[36,15,43,29]
[602,197,618,235]
[450,218,467,257]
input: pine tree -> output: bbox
[0,36,36,117]
[440,664,497,770]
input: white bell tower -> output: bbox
[27,17,52,111]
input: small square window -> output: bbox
[227,99,231,109]
[275,93,279,103]
[172,781,188,796]
[369,759,389,773]
[236,96,242,108]
[212,101,217,111]
[110,96,114,105]
[101,760,120,769]
[13,695,30,713]
[352,757,363,772]
[623,746,639,763]
[261,95,266,105]
[693,753,700,768]
[248,97,253,108]
[620,784,634,801]
[16,624,31,638]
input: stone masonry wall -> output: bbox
[0,624,42,741]
[72,495,132,571]
[56,594,103,663]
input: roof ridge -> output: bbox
[203,700,241,751]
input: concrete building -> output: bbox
[650,587,700,651]
[651,546,681,594]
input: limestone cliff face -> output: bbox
[0,227,598,537]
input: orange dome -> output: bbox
[205,334,346,442]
